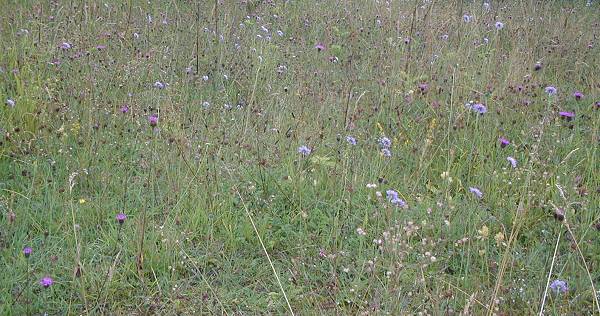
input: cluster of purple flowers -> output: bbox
[385,190,407,207]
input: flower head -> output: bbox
[534,62,542,71]
[549,279,568,294]
[116,213,127,224]
[507,156,517,168]
[468,103,487,114]
[499,137,510,148]
[463,14,473,23]
[559,111,575,121]
[120,105,129,113]
[545,86,557,96]
[345,136,357,145]
[298,145,311,156]
[381,148,392,157]
[59,42,71,50]
[495,21,504,30]
[40,276,54,288]
[314,43,326,51]
[23,247,32,258]
[469,187,483,199]
[573,91,584,100]
[148,114,158,126]
[379,137,392,148]
[6,99,15,107]
[418,83,429,93]
[153,81,167,89]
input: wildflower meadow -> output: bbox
[1,1,599,315]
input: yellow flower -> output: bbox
[79,198,86,204]
[478,225,489,239]
[495,232,505,247]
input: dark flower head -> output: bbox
[148,114,158,126]
[116,213,127,224]
[534,62,542,71]
[23,247,32,258]
[499,137,510,148]
[595,101,600,108]
[573,91,583,100]
[40,276,53,288]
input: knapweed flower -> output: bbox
[40,276,53,288]
[499,137,510,148]
[381,148,392,157]
[559,111,575,121]
[494,21,504,30]
[120,105,129,113]
[549,279,568,294]
[469,187,483,199]
[148,114,158,126]
[418,83,429,93]
[573,91,583,100]
[345,136,357,145]
[23,247,32,258]
[153,81,167,89]
[6,99,15,107]
[298,145,311,156]
[314,43,326,51]
[468,103,487,114]
[507,156,517,168]
[463,14,473,23]
[379,137,392,148]
[545,86,557,96]
[116,213,127,224]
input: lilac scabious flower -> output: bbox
[573,91,583,100]
[463,14,473,23]
[40,276,53,288]
[345,136,357,145]
[148,114,158,126]
[120,105,129,113]
[469,187,483,199]
[495,21,504,30]
[559,111,575,121]
[381,148,392,157]
[116,213,127,224]
[379,137,392,148]
[545,86,557,96]
[468,103,487,114]
[507,156,517,168]
[59,42,72,50]
[549,279,568,294]
[314,43,326,51]
[153,81,167,89]
[298,145,311,156]
[6,99,15,107]
[499,137,510,148]
[23,247,32,258]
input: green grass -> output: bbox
[1,0,599,314]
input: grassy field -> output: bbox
[1,0,599,314]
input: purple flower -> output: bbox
[499,137,510,148]
[549,279,568,294]
[23,247,32,258]
[468,103,487,114]
[153,81,167,89]
[595,101,600,108]
[463,14,473,23]
[345,136,357,145]
[120,105,129,113]
[507,156,517,168]
[441,34,449,41]
[573,91,583,100]
[148,114,158,126]
[379,137,392,148]
[298,145,311,156]
[534,62,542,71]
[96,45,107,50]
[386,189,399,201]
[469,187,483,199]
[40,276,53,288]
[559,111,575,121]
[6,99,15,107]
[390,197,406,207]
[495,21,504,30]
[59,42,72,50]
[116,213,127,224]
[418,83,429,93]
[545,86,557,96]
[314,43,326,51]
[381,148,392,157]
